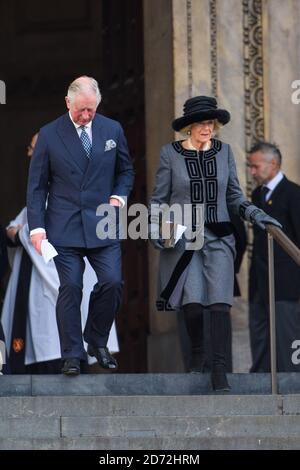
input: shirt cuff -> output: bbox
[110,195,125,208]
[30,228,46,236]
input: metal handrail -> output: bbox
[266,225,300,266]
[265,224,300,394]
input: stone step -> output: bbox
[1,374,299,450]
[1,435,300,450]
[0,394,292,417]
[61,414,300,439]
[1,373,300,396]
[0,415,300,440]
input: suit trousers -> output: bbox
[249,296,300,372]
[54,243,123,360]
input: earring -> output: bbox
[187,130,191,135]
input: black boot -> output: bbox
[183,303,205,372]
[211,309,231,391]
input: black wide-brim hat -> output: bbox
[172,95,230,131]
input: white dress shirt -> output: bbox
[262,171,284,201]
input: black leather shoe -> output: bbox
[61,358,81,376]
[211,365,230,392]
[87,345,118,369]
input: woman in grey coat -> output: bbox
[149,96,281,391]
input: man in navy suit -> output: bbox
[27,76,134,375]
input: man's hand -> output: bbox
[6,225,22,243]
[109,197,122,207]
[30,232,46,255]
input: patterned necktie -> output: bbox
[79,125,92,159]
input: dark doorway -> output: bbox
[0,0,148,372]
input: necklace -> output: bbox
[186,137,211,151]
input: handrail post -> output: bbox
[267,232,278,394]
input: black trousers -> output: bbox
[249,296,300,372]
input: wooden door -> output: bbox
[0,0,148,372]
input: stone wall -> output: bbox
[144,0,300,371]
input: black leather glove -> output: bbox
[150,236,165,250]
[250,208,282,230]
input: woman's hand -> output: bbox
[151,238,165,250]
[250,209,282,230]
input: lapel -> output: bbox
[57,113,89,174]
[265,175,287,209]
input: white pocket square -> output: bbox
[104,139,117,152]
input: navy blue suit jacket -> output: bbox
[27,113,134,248]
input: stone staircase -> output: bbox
[0,373,300,449]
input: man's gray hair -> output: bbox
[249,141,282,166]
[67,76,101,105]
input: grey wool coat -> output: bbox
[149,139,255,310]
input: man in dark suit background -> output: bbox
[27,76,134,375]
[248,141,300,372]
[0,224,9,373]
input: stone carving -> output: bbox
[209,0,218,98]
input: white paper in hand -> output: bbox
[175,224,187,245]
[41,239,58,264]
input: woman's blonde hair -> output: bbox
[179,119,223,136]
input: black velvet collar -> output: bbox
[172,138,222,158]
